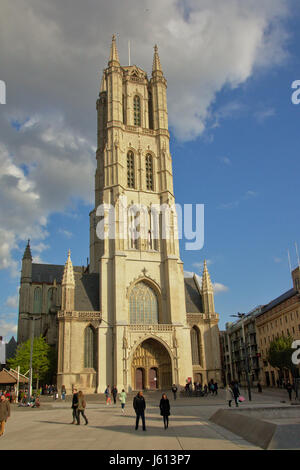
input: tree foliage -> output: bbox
[7,335,54,387]
[267,335,297,375]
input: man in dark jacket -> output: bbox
[0,394,10,437]
[71,388,79,424]
[133,391,146,431]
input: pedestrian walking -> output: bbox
[76,391,88,425]
[61,385,66,400]
[226,384,233,407]
[0,394,10,437]
[133,391,146,431]
[214,382,218,395]
[71,388,79,424]
[286,382,293,401]
[171,384,178,400]
[159,393,170,429]
[257,382,262,393]
[119,389,127,414]
[112,385,118,405]
[231,381,240,407]
[105,385,111,405]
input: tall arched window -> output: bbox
[47,287,57,312]
[129,282,159,324]
[127,151,135,188]
[33,287,42,314]
[133,95,141,126]
[191,326,201,365]
[145,154,154,191]
[84,325,96,368]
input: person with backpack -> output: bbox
[76,391,88,425]
[105,385,111,405]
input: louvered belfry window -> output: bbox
[133,95,141,126]
[127,151,135,188]
[146,154,153,190]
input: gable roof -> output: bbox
[184,277,203,313]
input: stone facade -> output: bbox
[256,267,300,386]
[17,36,222,394]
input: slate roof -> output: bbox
[74,272,99,311]
[32,263,82,284]
[184,277,203,313]
[258,288,297,317]
[31,264,201,314]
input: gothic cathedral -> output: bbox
[17,36,221,393]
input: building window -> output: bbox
[84,325,96,369]
[33,287,42,314]
[190,326,201,365]
[133,95,141,126]
[145,154,154,191]
[47,288,57,313]
[129,282,158,324]
[127,151,135,188]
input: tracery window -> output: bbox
[145,154,154,191]
[47,287,57,313]
[33,287,42,314]
[84,325,96,369]
[129,282,159,324]
[127,151,135,188]
[190,326,201,365]
[133,95,141,126]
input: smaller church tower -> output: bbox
[19,241,32,315]
[61,250,75,312]
[201,260,215,314]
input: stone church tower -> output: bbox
[18,36,222,393]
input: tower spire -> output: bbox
[62,249,75,287]
[152,44,162,75]
[108,34,120,66]
[201,260,215,314]
[22,239,32,261]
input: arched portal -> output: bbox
[131,338,172,390]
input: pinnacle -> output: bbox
[152,44,162,74]
[109,34,120,65]
[22,239,32,261]
[62,249,75,286]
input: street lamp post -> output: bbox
[23,315,41,404]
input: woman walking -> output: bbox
[226,384,233,407]
[105,385,111,405]
[119,389,127,414]
[159,393,170,429]
[76,391,88,425]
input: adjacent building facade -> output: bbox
[17,37,222,393]
[256,267,300,386]
[220,306,262,387]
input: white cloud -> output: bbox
[5,295,19,310]
[213,282,229,294]
[254,107,276,123]
[0,318,18,340]
[0,0,291,273]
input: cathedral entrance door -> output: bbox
[149,368,158,389]
[136,368,144,390]
[131,338,172,390]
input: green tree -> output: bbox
[267,335,297,379]
[7,335,52,390]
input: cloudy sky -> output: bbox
[0,0,300,340]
